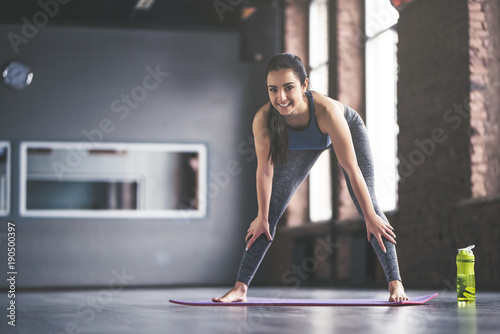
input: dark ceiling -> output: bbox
[0,0,268,31]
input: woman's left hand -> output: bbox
[365,214,396,253]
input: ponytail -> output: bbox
[267,105,289,166]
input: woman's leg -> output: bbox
[235,149,324,285]
[341,107,402,283]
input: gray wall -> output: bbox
[0,24,266,288]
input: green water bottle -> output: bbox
[456,245,476,303]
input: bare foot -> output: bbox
[212,282,248,303]
[388,280,409,302]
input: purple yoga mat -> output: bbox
[169,293,438,307]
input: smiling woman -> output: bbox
[212,53,409,304]
[265,54,310,166]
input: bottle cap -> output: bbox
[457,245,475,254]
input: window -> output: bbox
[20,142,207,218]
[309,0,332,222]
[365,0,400,211]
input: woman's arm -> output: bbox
[317,99,396,252]
[245,105,275,251]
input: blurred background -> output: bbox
[0,0,499,292]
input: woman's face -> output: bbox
[267,69,308,116]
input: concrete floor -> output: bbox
[1,287,499,334]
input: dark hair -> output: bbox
[265,53,308,166]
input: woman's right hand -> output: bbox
[245,217,273,251]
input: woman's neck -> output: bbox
[284,94,309,125]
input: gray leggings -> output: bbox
[236,105,402,285]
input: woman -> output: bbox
[212,53,409,303]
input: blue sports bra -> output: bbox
[286,91,332,150]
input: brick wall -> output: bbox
[282,0,311,227]
[334,0,366,222]
[468,0,500,197]
[396,0,500,288]
[332,0,374,284]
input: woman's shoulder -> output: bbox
[311,91,344,116]
[254,102,271,122]
[252,102,272,142]
[252,102,271,130]
[311,91,345,125]
[257,101,271,115]
[311,91,346,134]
